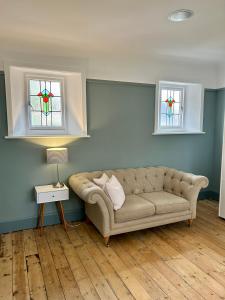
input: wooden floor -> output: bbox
[1,200,225,300]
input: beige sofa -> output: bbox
[69,166,208,245]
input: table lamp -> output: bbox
[46,148,68,188]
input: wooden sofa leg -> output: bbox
[187,219,193,227]
[104,236,110,247]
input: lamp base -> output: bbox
[53,182,64,188]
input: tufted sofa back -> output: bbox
[105,167,164,194]
[75,167,165,195]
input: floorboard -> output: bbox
[1,200,225,300]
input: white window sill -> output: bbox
[5,134,90,139]
[152,131,205,135]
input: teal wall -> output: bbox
[0,73,220,233]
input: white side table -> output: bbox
[35,184,69,233]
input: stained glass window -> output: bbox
[28,79,63,128]
[160,87,184,128]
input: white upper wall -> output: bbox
[87,55,218,89]
[217,63,225,89]
[0,52,218,89]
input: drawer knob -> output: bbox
[52,195,55,197]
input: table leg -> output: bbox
[40,203,45,235]
[56,201,67,231]
[37,205,41,228]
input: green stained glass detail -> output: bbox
[37,89,54,116]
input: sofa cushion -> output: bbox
[105,175,125,210]
[139,191,190,214]
[93,173,109,189]
[115,195,155,223]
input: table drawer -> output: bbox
[37,189,69,203]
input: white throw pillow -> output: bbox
[105,175,125,210]
[93,173,109,189]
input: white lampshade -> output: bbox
[46,148,68,164]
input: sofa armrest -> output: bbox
[182,172,208,188]
[162,167,209,218]
[69,174,114,218]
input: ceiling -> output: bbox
[0,0,225,64]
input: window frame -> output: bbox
[25,74,67,134]
[158,84,185,130]
[4,61,88,138]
